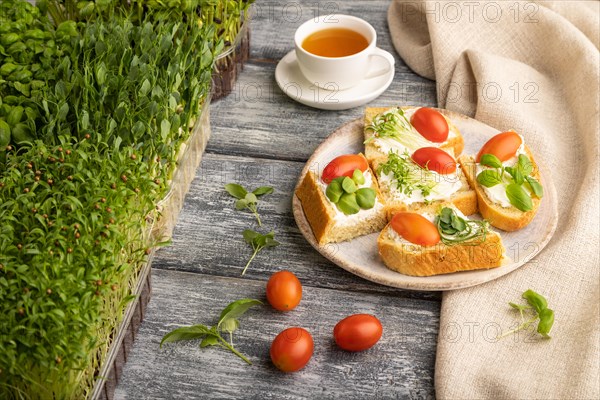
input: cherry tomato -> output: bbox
[334,314,383,352]
[476,131,522,162]
[411,147,457,175]
[266,271,302,312]
[322,154,368,184]
[270,327,314,372]
[390,212,440,246]
[410,107,449,143]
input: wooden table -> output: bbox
[115,2,440,398]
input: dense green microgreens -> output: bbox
[477,153,543,211]
[0,0,222,397]
[0,0,73,154]
[0,138,158,397]
[364,107,431,149]
[498,289,555,339]
[161,298,262,365]
[435,207,489,245]
[43,0,253,52]
[377,151,436,199]
[224,183,274,226]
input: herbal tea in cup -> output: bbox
[302,28,369,58]
[294,15,395,90]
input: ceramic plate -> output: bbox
[292,110,558,291]
[275,50,394,111]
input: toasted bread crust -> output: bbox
[381,190,477,220]
[377,224,505,276]
[364,106,464,165]
[296,171,333,244]
[295,168,387,245]
[459,147,541,232]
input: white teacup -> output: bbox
[294,15,395,91]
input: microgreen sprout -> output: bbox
[161,299,262,365]
[498,289,555,339]
[241,230,280,276]
[224,183,274,226]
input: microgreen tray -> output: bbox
[89,98,212,400]
[212,14,251,100]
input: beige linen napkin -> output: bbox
[388,1,599,398]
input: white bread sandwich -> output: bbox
[459,130,543,231]
[378,206,506,276]
[295,154,387,245]
[364,106,464,165]
[373,147,477,219]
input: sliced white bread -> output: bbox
[372,151,477,220]
[295,168,387,245]
[377,211,506,276]
[459,145,542,232]
[364,106,464,166]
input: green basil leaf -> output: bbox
[326,179,343,203]
[160,324,212,347]
[252,186,274,197]
[224,183,247,199]
[336,192,360,215]
[244,193,257,204]
[352,169,365,185]
[200,334,220,348]
[525,176,544,198]
[537,308,554,337]
[506,166,524,185]
[235,199,248,210]
[518,154,533,176]
[264,237,280,248]
[480,153,502,168]
[477,170,503,187]
[355,188,376,209]
[255,234,268,247]
[506,183,533,211]
[220,318,240,334]
[451,214,466,231]
[522,289,548,314]
[341,176,357,193]
[242,229,260,244]
[441,226,458,235]
[217,299,262,330]
[440,208,453,224]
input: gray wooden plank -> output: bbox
[152,152,441,301]
[208,61,436,162]
[114,269,438,400]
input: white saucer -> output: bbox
[275,50,395,111]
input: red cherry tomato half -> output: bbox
[270,327,314,372]
[476,131,523,162]
[266,271,302,312]
[411,147,457,175]
[390,212,440,246]
[334,314,383,352]
[322,154,369,184]
[410,107,449,143]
